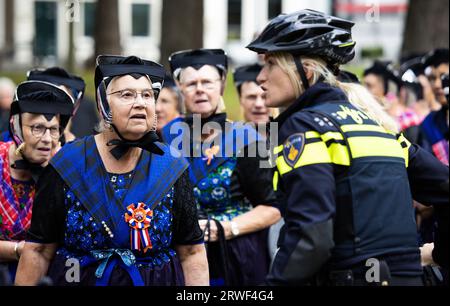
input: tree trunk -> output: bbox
[402,0,449,58]
[90,0,121,67]
[160,0,203,68]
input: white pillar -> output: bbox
[242,0,269,42]
[255,0,269,34]
[0,0,4,50]
[119,0,131,48]
[57,0,70,65]
[14,0,34,66]
[241,0,255,44]
[73,0,95,66]
[282,0,331,14]
[149,0,163,61]
[203,0,228,48]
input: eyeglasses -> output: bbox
[107,89,156,105]
[181,79,221,93]
[25,124,61,139]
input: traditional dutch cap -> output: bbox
[168,49,228,80]
[233,63,262,88]
[364,60,402,93]
[94,55,165,123]
[27,67,86,114]
[9,80,74,146]
[422,48,449,69]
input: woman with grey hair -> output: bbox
[15,55,208,286]
[1,80,73,284]
[162,48,280,286]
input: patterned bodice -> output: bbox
[57,172,176,268]
[193,158,252,221]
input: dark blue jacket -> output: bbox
[268,82,449,285]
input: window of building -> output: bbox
[132,3,151,37]
[268,0,282,19]
[84,2,96,37]
[228,0,242,40]
[34,1,57,57]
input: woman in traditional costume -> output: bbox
[15,55,208,286]
[162,49,280,286]
[0,80,74,283]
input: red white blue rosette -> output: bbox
[124,202,153,252]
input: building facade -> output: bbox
[0,0,407,69]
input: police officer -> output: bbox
[246,9,449,286]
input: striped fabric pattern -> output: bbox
[0,141,34,240]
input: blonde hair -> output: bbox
[270,52,399,133]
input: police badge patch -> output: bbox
[283,133,305,168]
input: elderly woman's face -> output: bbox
[179,65,222,118]
[155,87,181,130]
[20,113,61,166]
[107,75,156,140]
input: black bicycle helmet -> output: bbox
[247,9,356,66]
[247,9,355,90]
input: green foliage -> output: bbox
[223,72,242,121]
[360,46,384,59]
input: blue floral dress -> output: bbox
[194,159,252,221]
[27,166,202,286]
[193,158,272,286]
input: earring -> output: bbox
[106,111,113,131]
[15,143,26,156]
[104,121,113,131]
[151,114,158,132]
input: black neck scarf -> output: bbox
[184,112,227,130]
[106,126,164,160]
[11,158,44,183]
